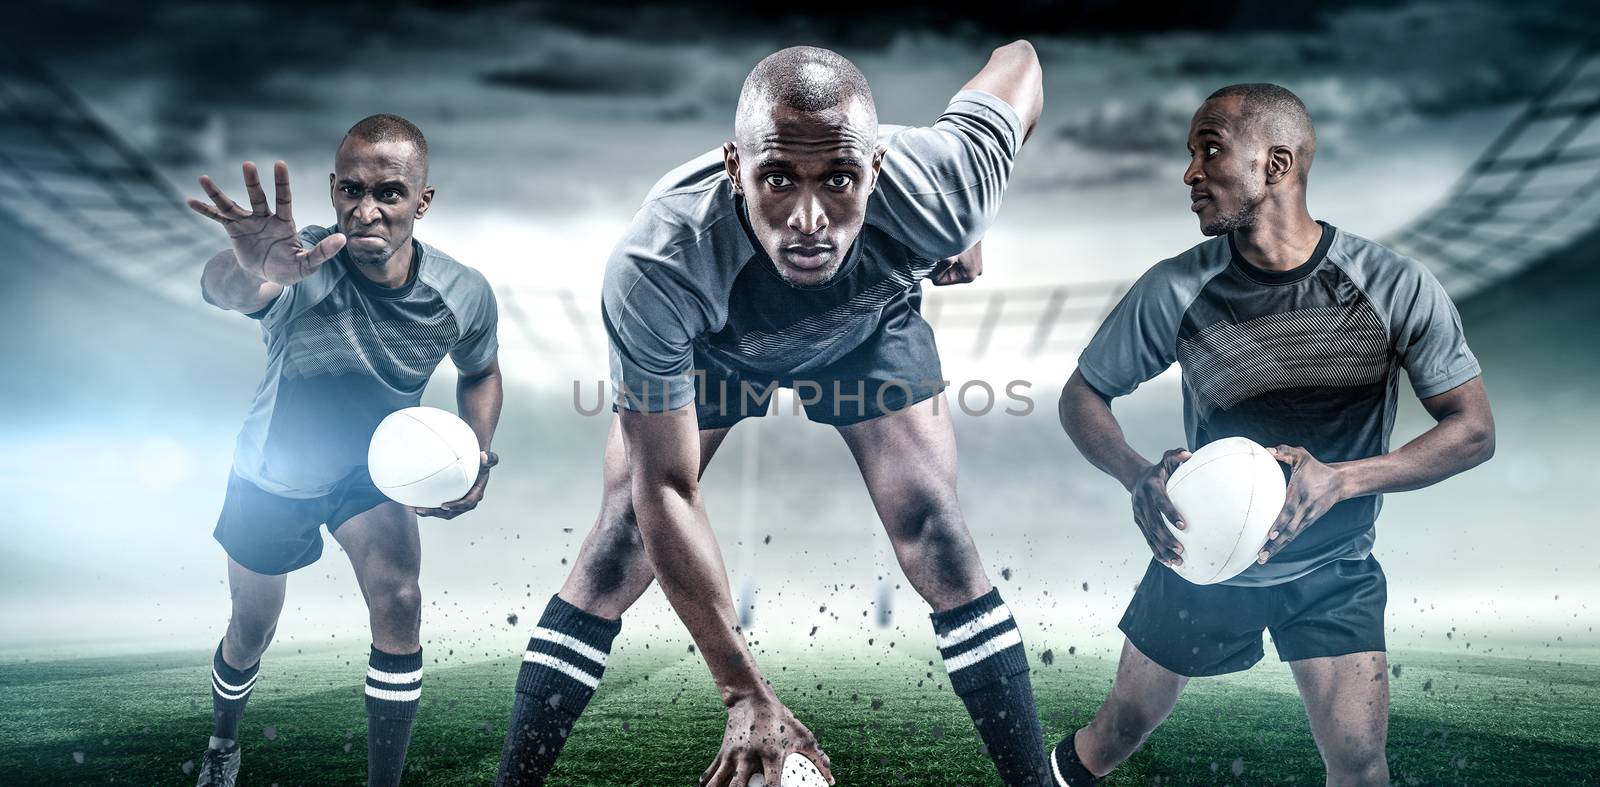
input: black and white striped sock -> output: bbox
[365,646,423,787]
[210,641,259,745]
[496,595,621,787]
[932,588,1050,787]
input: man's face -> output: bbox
[726,99,882,287]
[329,138,432,266]
[1184,96,1265,236]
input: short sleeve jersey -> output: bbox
[1079,223,1481,586]
[233,225,499,498]
[602,90,1024,411]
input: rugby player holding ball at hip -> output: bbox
[1047,85,1495,787]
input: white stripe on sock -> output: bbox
[533,626,610,667]
[367,665,424,685]
[942,628,1024,674]
[522,651,600,689]
[1050,744,1071,787]
[364,685,422,703]
[212,668,258,696]
[934,604,1013,650]
[212,680,254,702]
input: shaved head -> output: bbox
[734,46,876,149]
[1206,83,1316,182]
[342,113,429,180]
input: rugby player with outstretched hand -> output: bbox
[187,115,502,787]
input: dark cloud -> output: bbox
[1049,2,1595,156]
[1056,94,1200,155]
[5,0,1586,220]
[482,46,691,97]
[1015,162,1168,192]
[535,0,1369,42]
[1,0,1466,75]
[652,102,710,122]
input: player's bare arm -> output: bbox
[415,357,504,520]
[919,42,1040,291]
[1259,377,1494,563]
[908,41,1042,291]
[617,407,833,787]
[191,160,347,313]
[1059,368,1190,565]
[961,40,1044,141]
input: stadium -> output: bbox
[1,3,1597,785]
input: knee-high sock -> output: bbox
[932,588,1050,787]
[210,640,260,745]
[496,595,621,787]
[365,646,423,787]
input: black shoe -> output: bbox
[195,743,240,787]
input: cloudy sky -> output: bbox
[13,0,1597,300]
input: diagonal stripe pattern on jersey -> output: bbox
[282,308,459,387]
[732,259,936,366]
[1179,304,1388,413]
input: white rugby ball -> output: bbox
[748,753,829,787]
[367,406,480,508]
[1164,436,1287,585]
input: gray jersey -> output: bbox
[1080,223,1480,586]
[233,225,498,498]
[603,90,1023,411]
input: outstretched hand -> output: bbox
[188,160,345,286]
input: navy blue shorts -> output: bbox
[1119,556,1387,677]
[213,468,393,575]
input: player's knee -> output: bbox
[225,618,277,661]
[889,493,982,587]
[885,490,962,548]
[371,580,423,626]
[392,581,423,617]
[1323,731,1386,779]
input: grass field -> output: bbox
[2,640,1597,786]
